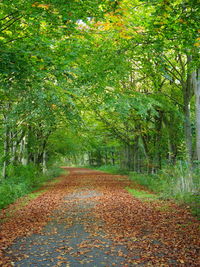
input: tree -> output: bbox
[0,0,117,178]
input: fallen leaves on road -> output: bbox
[0,168,199,266]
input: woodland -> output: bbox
[0,0,200,214]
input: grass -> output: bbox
[128,168,200,218]
[127,188,159,202]
[0,172,66,224]
[1,190,47,222]
[0,164,64,210]
[89,164,200,219]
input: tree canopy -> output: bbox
[0,0,200,193]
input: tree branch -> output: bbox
[162,55,183,80]
[0,16,23,33]
[0,11,19,22]
[2,35,29,45]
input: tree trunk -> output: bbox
[105,149,108,165]
[193,68,200,161]
[156,111,163,169]
[133,137,139,172]
[42,150,47,173]
[183,101,193,164]
[2,121,9,179]
[182,73,193,165]
[125,144,130,170]
[111,150,115,166]
[21,136,28,165]
[141,135,151,172]
[11,139,17,163]
[88,152,92,166]
[120,147,125,169]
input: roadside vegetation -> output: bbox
[0,164,63,210]
[90,164,200,218]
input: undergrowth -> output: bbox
[0,164,63,210]
[129,164,200,218]
[91,164,200,219]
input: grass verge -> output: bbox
[128,171,200,218]
[126,188,159,202]
[0,164,64,210]
[87,164,200,219]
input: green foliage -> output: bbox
[49,128,85,157]
[129,163,200,218]
[0,0,199,220]
[129,172,163,193]
[91,164,199,217]
[0,164,62,209]
[127,188,159,201]
[176,192,200,218]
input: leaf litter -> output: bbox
[0,167,199,266]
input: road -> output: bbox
[0,168,199,266]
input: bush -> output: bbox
[129,162,200,218]
[0,164,63,210]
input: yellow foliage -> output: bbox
[163,13,168,18]
[194,37,200,46]
[51,104,57,109]
[165,6,172,11]
[133,26,144,33]
[103,23,111,31]
[4,30,12,35]
[32,2,50,9]
[31,55,37,59]
[119,32,132,39]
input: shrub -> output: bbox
[129,162,200,218]
[0,164,63,210]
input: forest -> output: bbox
[0,0,200,214]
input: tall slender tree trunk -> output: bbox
[42,150,47,173]
[120,148,125,169]
[133,137,139,172]
[156,111,163,169]
[88,152,92,166]
[141,135,150,173]
[180,69,194,191]
[193,68,200,161]
[105,149,108,165]
[21,135,28,165]
[111,150,115,166]
[183,101,193,164]
[126,144,131,170]
[120,145,129,169]
[2,119,9,179]
[11,139,17,163]
[182,73,193,165]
